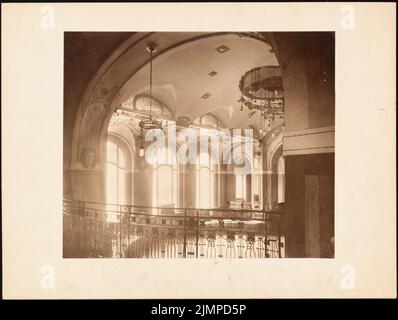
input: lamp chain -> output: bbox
[149,49,153,119]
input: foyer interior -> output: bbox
[63,32,335,258]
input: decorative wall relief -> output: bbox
[77,85,119,165]
[80,147,97,169]
[86,86,119,132]
[88,86,118,110]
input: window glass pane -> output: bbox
[236,175,242,199]
[118,147,126,168]
[158,166,172,201]
[277,157,285,203]
[118,168,126,204]
[243,175,246,200]
[201,114,218,128]
[198,167,212,208]
[236,174,246,200]
[165,148,176,165]
[172,169,178,204]
[253,175,259,195]
[107,141,117,164]
[106,163,117,204]
[156,147,166,165]
[106,141,127,221]
[199,152,209,166]
[153,148,177,207]
[133,95,162,114]
[254,158,260,169]
[209,171,214,206]
[196,149,215,208]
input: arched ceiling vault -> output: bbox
[72,32,280,165]
[111,33,279,131]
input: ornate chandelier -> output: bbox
[138,45,163,131]
[239,66,284,133]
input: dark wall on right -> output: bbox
[271,32,335,258]
[284,153,334,258]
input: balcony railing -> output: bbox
[63,199,285,258]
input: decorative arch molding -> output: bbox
[261,125,283,210]
[270,144,283,174]
[192,113,225,130]
[261,124,284,172]
[264,143,283,209]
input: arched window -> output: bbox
[106,140,127,222]
[277,156,285,203]
[252,157,263,208]
[196,151,215,208]
[106,141,126,206]
[235,174,246,200]
[234,154,248,201]
[152,148,178,208]
[193,113,224,130]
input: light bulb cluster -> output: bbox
[239,66,285,137]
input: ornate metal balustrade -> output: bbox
[63,199,285,258]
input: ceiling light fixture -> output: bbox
[215,45,230,53]
[138,44,163,131]
[239,66,285,135]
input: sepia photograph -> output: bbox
[2,3,395,300]
[63,31,335,259]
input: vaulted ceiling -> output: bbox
[116,33,279,131]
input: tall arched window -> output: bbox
[235,174,246,200]
[234,154,247,201]
[152,148,178,208]
[106,141,126,205]
[277,156,285,203]
[252,157,263,208]
[196,151,214,208]
[106,141,127,221]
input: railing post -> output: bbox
[79,201,86,257]
[263,210,268,258]
[127,206,130,258]
[278,235,282,258]
[195,210,199,258]
[278,214,282,258]
[183,209,187,258]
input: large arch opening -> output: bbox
[64,31,335,258]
